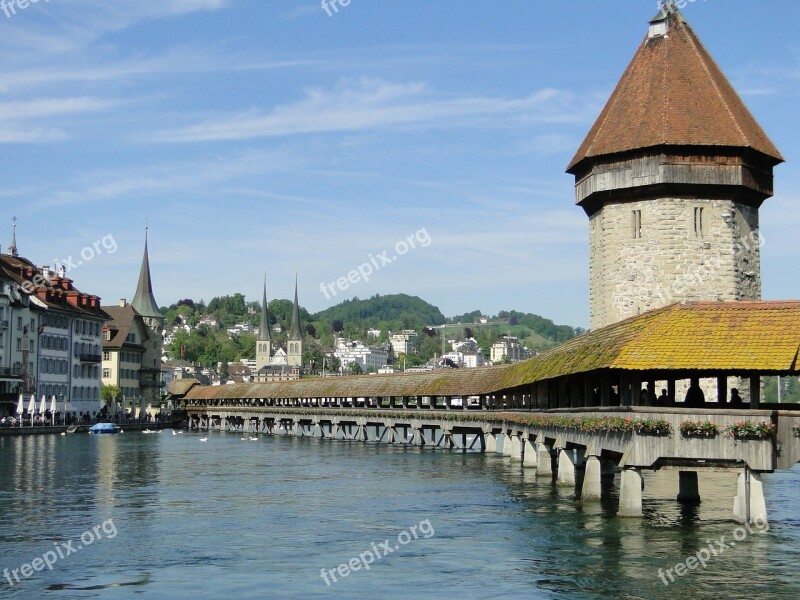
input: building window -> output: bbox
[632,210,642,239]
[694,207,704,238]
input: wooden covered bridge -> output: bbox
[175,301,800,522]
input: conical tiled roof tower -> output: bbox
[568,4,782,329]
[131,228,164,410]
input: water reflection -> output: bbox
[0,433,798,599]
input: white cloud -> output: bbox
[155,79,592,142]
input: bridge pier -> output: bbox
[556,448,576,487]
[618,467,643,518]
[510,434,522,461]
[677,471,701,505]
[522,439,537,467]
[733,468,768,524]
[581,455,602,501]
[484,431,497,453]
[413,427,423,446]
[501,432,512,456]
[536,442,553,477]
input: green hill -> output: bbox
[312,294,446,330]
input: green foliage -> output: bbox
[763,376,800,404]
[101,384,121,405]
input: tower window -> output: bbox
[631,210,642,239]
[694,207,704,238]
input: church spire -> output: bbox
[131,227,161,319]
[8,216,18,257]
[259,272,272,342]
[289,274,302,341]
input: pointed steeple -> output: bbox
[289,274,302,341]
[259,272,272,342]
[8,217,18,257]
[131,228,161,319]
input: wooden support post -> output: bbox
[600,373,610,407]
[717,376,727,405]
[750,376,761,409]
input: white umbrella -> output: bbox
[16,393,24,427]
[27,394,36,415]
[50,396,57,425]
[39,395,47,415]
[139,397,147,421]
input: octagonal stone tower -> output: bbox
[567,6,783,330]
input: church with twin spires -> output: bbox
[254,275,304,381]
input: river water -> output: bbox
[0,431,798,599]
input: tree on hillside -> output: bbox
[348,362,363,375]
[332,319,344,333]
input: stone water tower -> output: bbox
[567,5,783,331]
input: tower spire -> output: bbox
[8,216,18,257]
[289,273,302,341]
[131,227,161,319]
[260,271,272,342]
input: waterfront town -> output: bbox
[0,228,535,426]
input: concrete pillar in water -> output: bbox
[537,442,553,477]
[557,448,576,486]
[523,439,537,467]
[733,469,768,524]
[581,455,602,501]
[510,435,522,461]
[484,433,497,453]
[618,468,643,518]
[413,428,423,446]
[677,471,701,504]
[502,432,514,457]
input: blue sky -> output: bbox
[1,0,798,328]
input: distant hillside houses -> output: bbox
[334,338,389,373]
[389,330,418,355]
[490,335,531,364]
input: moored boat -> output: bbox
[89,423,122,434]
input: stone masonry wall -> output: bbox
[589,198,761,330]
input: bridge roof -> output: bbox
[502,301,800,383]
[183,301,800,401]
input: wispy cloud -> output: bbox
[36,150,303,207]
[155,79,592,143]
[0,96,115,143]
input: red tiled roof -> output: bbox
[567,11,783,172]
